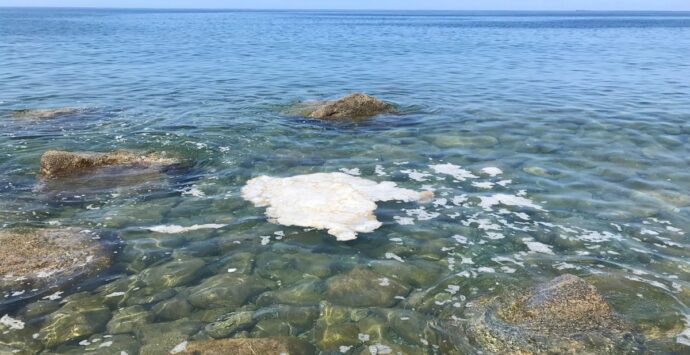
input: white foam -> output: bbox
[478,193,543,211]
[481,167,503,177]
[430,163,478,181]
[472,181,495,189]
[0,315,24,330]
[339,168,361,176]
[147,224,226,234]
[523,239,554,254]
[374,165,387,176]
[241,173,428,241]
[182,185,205,197]
[401,169,432,182]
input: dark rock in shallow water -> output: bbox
[465,274,645,354]
[325,267,411,307]
[38,150,179,179]
[179,336,316,355]
[297,93,395,120]
[10,107,81,120]
[0,228,113,308]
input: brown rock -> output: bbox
[0,228,112,305]
[180,337,316,355]
[465,274,644,354]
[38,150,178,179]
[308,93,394,120]
[10,107,81,120]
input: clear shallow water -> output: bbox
[1,8,690,354]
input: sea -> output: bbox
[0,8,689,354]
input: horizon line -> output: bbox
[2,6,690,12]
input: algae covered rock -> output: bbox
[38,293,112,348]
[10,107,81,120]
[325,267,410,307]
[302,93,394,120]
[179,336,316,355]
[465,274,645,354]
[186,273,273,309]
[0,228,113,307]
[38,150,178,179]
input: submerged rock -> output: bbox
[465,274,644,354]
[186,273,273,309]
[325,267,410,307]
[179,336,316,355]
[242,172,432,241]
[38,293,112,348]
[10,107,81,120]
[0,228,113,307]
[38,150,178,179]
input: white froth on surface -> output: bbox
[523,238,554,254]
[0,314,24,330]
[429,163,478,181]
[478,193,543,211]
[241,172,427,241]
[400,169,432,182]
[147,224,227,234]
[339,168,361,176]
[472,181,495,189]
[481,167,503,177]
[170,341,188,354]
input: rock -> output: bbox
[186,273,273,309]
[139,258,206,289]
[314,302,362,350]
[38,150,178,179]
[304,93,394,120]
[465,274,645,354]
[45,334,139,355]
[10,107,81,120]
[107,305,153,334]
[325,267,410,307]
[152,294,194,321]
[38,293,112,348]
[179,337,316,355]
[205,311,255,339]
[0,228,112,307]
[135,318,202,355]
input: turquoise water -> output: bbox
[1,8,690,354]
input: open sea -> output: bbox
[1,8,690,354]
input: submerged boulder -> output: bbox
[0,228,113,307]
[325,267,410,307]
[302,93,394,120]
[465,274,644,354]
[179,336,316,355]
[10,107,81,120]
[38,150,178,179]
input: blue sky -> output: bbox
[0,0,689,11]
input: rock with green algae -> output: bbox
[178,336,316,355]
[152,294,194,321]
[38,150,179,179]
[138,257,206,289]
[135,318,202,355]
[255,276,326,306]
[186,273,273,309]
[464,274,645,354]
[106,305,153,335]
[0,228,113,307]
[324,266,411,307]
[38,293,112,348]
[42,334,139,355]
[292,93,395,120]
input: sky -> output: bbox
[0,0,689,11]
